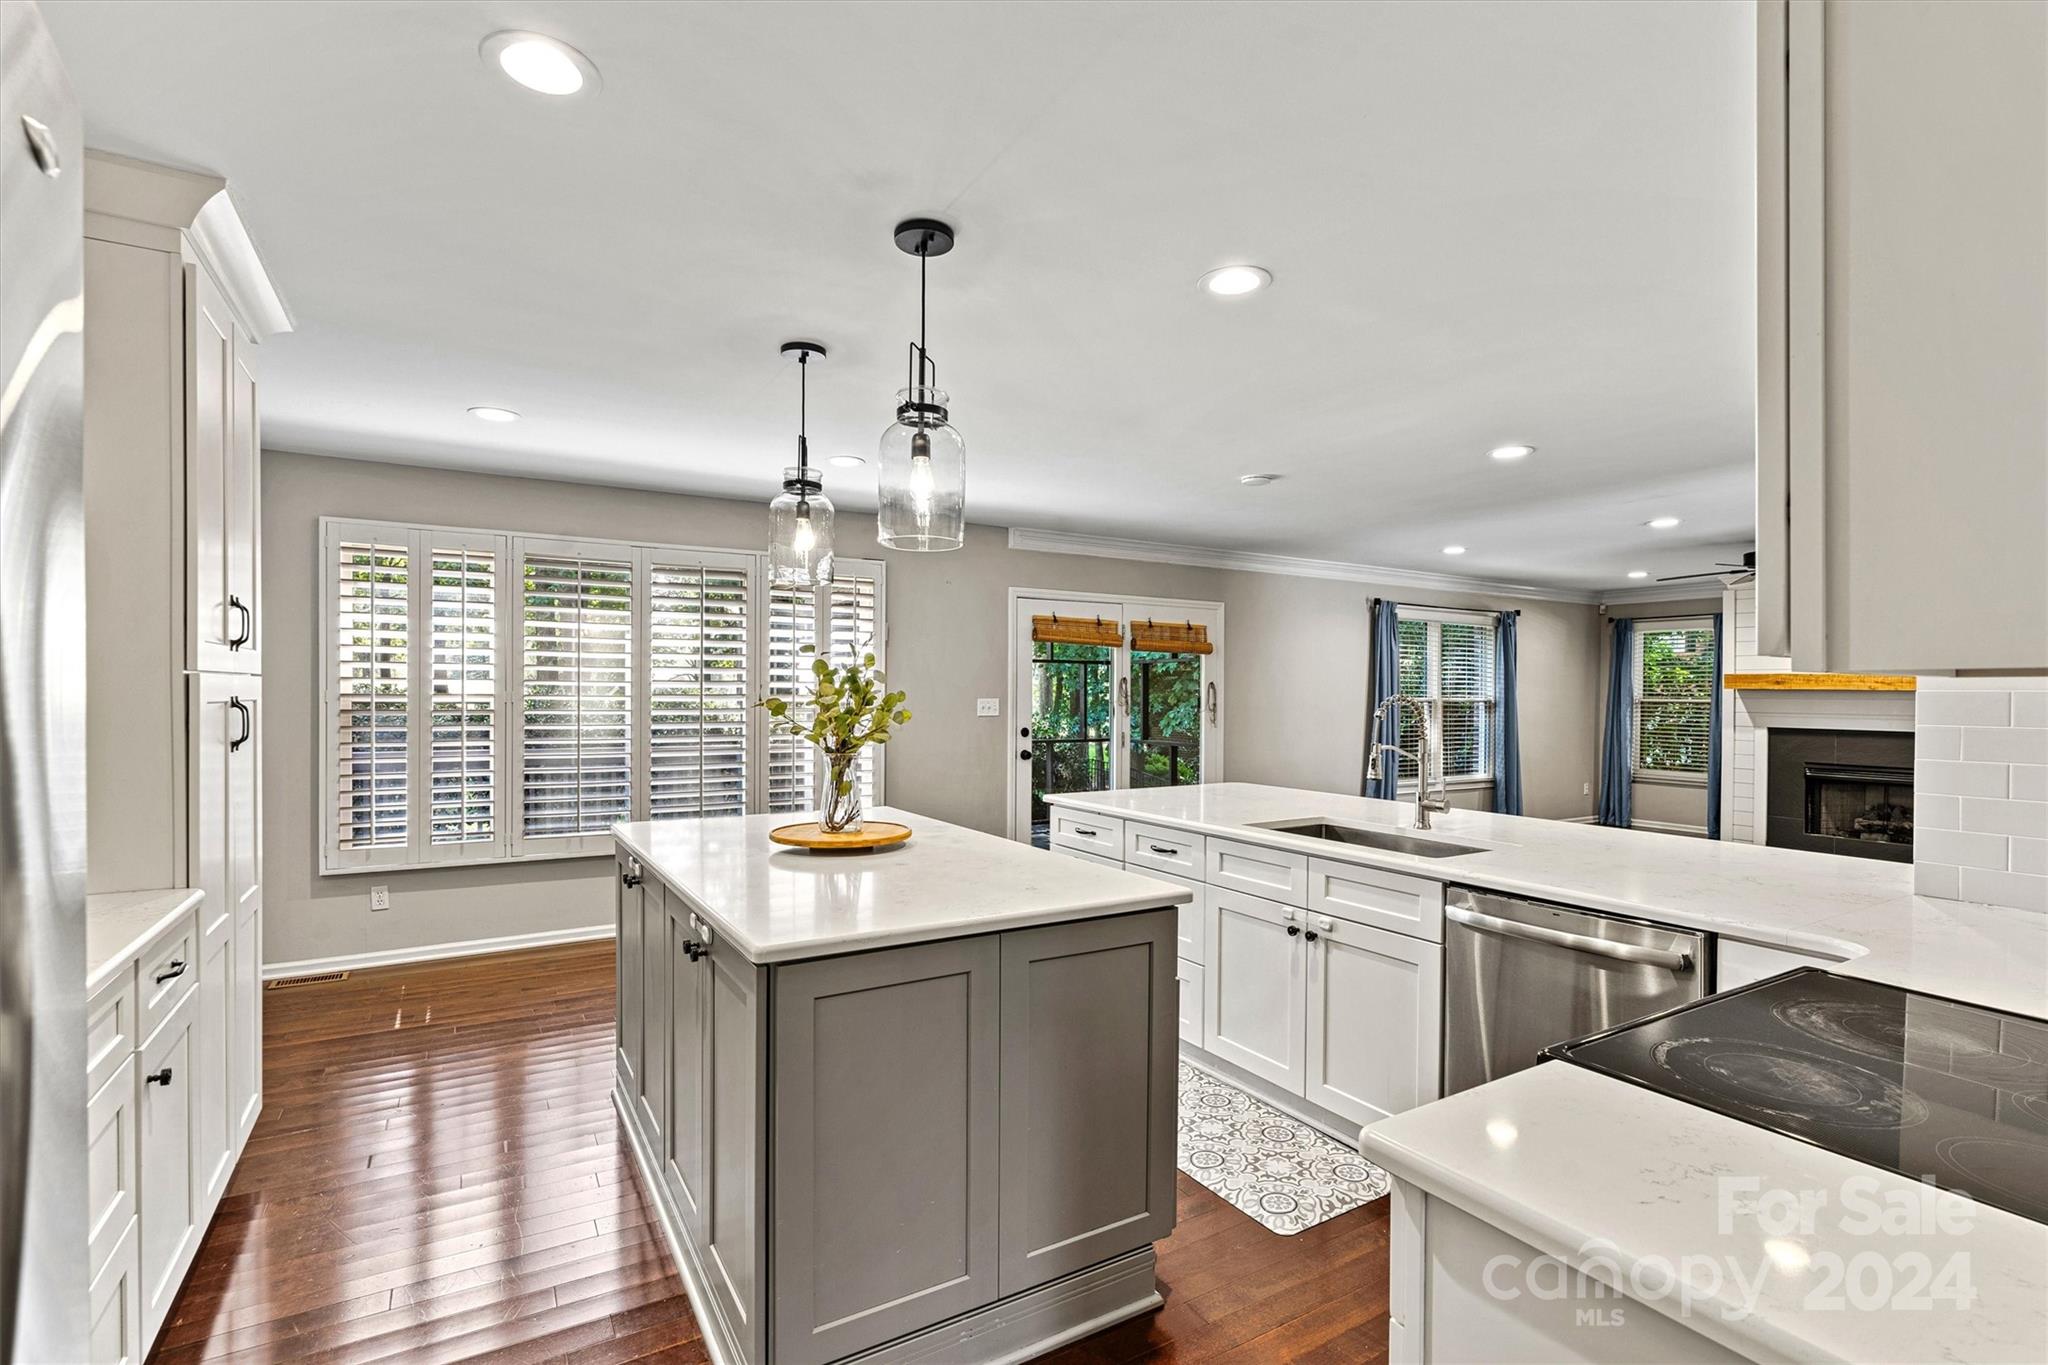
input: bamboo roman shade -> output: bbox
[1032,613,1122,648]
[1129,618,1214,655]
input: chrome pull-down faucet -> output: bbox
[1366,696,1451,830]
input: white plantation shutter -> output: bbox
[427,540,503,855]
[1633,618,1718,776]
[646,557,751,819]
[1393,611,1497,784]
[330,535,411,860]
[828,567,886,809]
[764,584,819,813]
[518,543,634,848]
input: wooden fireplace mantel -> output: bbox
[1723,672,1916,692]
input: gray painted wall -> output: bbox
[1595,596,1724,832]
[262,450,1602,965]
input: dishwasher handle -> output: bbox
[1445,902,1694,972]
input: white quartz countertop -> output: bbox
[1047,783,2048,1016]
[612,808,1192,964]
[86,887,204,993]
[1359,1063,2048,1364]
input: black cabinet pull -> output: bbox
[153,958,187,984]
[1286,925,1301,937]
[229,697,251,751]
[145,1068,174,1087]
[1148,843,1178,856]
[1073,826,1097,838]
[227,595,252,649]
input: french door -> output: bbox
[1009,592,1223,845]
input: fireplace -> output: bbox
[1766,729,1914,863]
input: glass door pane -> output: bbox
[1128,649,1203,788]
[1029,639,1114,846]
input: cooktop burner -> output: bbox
[1544,968,2048,1225]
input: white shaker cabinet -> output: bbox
[1304,914,1443,1128]
[136,985,200,1346]
[1756,0,2048,671]
[185,259,262,676]
[1203,888,1306,1092]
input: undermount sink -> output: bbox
[1248,819,1488,859]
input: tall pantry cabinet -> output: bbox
[83,152,284,1360]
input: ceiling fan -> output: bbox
[1657,550,1756,583]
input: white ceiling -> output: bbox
[45,0,1757,592]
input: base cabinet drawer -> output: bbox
[1052,844,1122,870]
[1206,836,1309,906]
[1176,959,1204,1047]
[1309,858,1445,942]
[88,1216,141,1365]
[136,910,197,1042]
[1048,810,1124,859]
[1126,821,1205,878]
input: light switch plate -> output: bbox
[370,885,390,911]
[976,697,1000,717]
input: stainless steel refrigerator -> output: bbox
[0,1,88,1360]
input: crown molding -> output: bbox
[1595,580,1732,607]
[1005,526,1603,604]
[84,150,292,339]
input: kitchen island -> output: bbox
[610,809,1192,1365]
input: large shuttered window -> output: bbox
[319,520,885,873]
[1392,610,1498,785]
[1633,617,1717,779]
[332,537,411,859]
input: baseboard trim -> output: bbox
[261,923,615,980]
[1630,819,1710,838]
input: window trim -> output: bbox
[317,516,887,876]
[1629,613,1717,786]
[1392,607,1499,791]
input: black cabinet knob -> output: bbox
[145,1068,174,1087]
[1305,930,1320,943]
[1287,925,1301,937]
[621,871,642,888]
[683,940,707,962]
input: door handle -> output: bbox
[1116,675,1128,712]
[229,697,252,751]
[228,594,252,649]
[1207,680,1218,724]
[1444,903,1694,971]
[1019,749,1033,762]
[145,1068,174,1087]
[153,958,187,985]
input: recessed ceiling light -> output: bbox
[828,455,866,469]
[481,31,599,97]
[1645,516,1682,529]
[1627,570,1650,579]
[1489,444,1536,461]
[468,406,520,423]
[1442,545,1467,556]
[1199,265,1272,297]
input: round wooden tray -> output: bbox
[768,821,913,853]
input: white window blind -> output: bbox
[518,545,634,848]
[428,542,498,851]
[647,558,751,820]
[1633,617,1717,778]
[332,537,411,857]
[1393,611,1498,784]
[319,520,887,874]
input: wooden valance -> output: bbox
[1724,672,1915,692]
[1130,619,1214,655]
[1032,613,1122,648]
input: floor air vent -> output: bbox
[266,971,350,989]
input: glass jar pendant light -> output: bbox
[768,340,835,587]
[878,218,965,551]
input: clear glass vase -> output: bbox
[819,749,863,834]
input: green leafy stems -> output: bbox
[757,647,912,829]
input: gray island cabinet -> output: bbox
[611,811,1192,1365]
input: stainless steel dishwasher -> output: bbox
[1443,886,1709,1095]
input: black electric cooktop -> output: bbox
[1544,969,2048,1225]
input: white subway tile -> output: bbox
[1955,797,2048,840]
[1914,862,1961,900]
[1915,726,1962,761]
[2011,766,2048,803]
[1916,760,2009,798]
[1916,828,2010,871]
[2011,838,2048,878]
[2014,691,2048,728]
[1957,867,2048,914]
[1916,794,1961,831]
[1917,690,2011,726]
[1962,727,2048,766]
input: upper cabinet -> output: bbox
[185,261,262,674]
[1756,0,2048,673]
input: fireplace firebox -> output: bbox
[1766,730,1914,863]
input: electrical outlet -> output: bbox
[370,885,390,911]
[976,697,1000,717]
[1582,782,1592,796]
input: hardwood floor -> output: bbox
[154,942,1389,1363]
